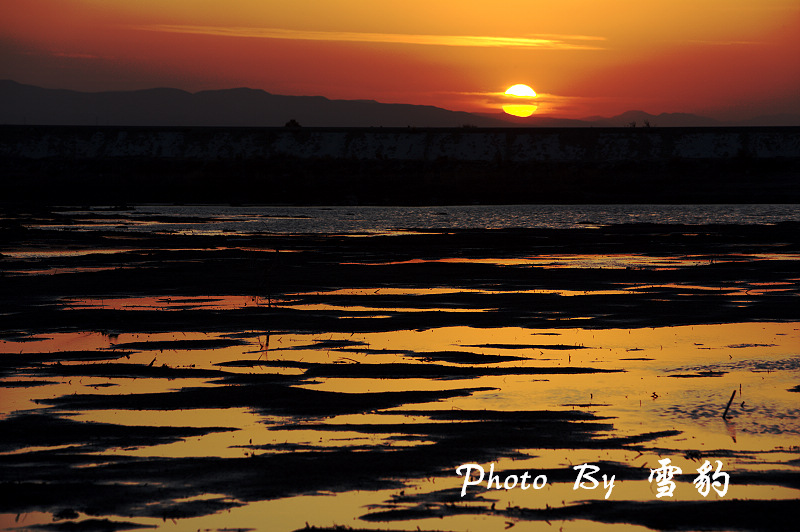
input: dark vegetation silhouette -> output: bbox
[2,124,798,205]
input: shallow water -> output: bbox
[1,205,799,531]
[26,203,800,235]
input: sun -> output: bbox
[502,84,538,117]
[505,84,537,98]
[502,104,538,118]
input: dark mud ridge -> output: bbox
[3,217,799,331]
[2,125,799,204]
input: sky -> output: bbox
[1,0,799,120]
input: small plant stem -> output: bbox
[722,390,736,419]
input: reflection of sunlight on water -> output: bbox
[1,248,137,259]
[4,206,799,531]
[139,491,430,532]
[295,323,800,450]
[0,331,113,354]
[280,303,494,312]
[291,287,632,297]
[344,254,713,269]
[61,294,271,311]
[3,323,798,451]
[2,319,798,530]
[0,511,54,531]
[343,253,800,269]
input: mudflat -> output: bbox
[1,207,799,531]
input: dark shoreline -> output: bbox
[2,125,799,205]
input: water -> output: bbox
[2,204,799,531]
[48,204,800,235]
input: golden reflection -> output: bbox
[169,491,414,532]
[61,295,270,311]
[2,321,799,531]
[292,286,633,297]
[342,253,718,269]
[0,331,113,354]
[294,322,800,451]
[1,248,135,259]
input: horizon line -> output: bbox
[2,79,798,125]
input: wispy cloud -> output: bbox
[136,24,605,50]
[445,90,583,115]
[456,91,576,105]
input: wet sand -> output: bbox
[1,207,799,531]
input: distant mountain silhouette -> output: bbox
[498,110,728,127]
[586,110,800,127]
[0,80,508,128]
[737,113,800,127]
[486,108,799,127]
[2,81,797,127]
[582,110,721,127]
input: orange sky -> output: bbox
[1,0,799,119]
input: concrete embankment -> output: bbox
[2,126,799,204]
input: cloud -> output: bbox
[445,90,584,116]
[456,90,575,105]
[136,24,605,51]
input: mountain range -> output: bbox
[1,80,797,128]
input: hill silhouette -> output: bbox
[0,80,508,128]
[1,81,797,127]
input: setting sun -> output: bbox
[505,84,537,98]
[502,104,538,117]
[503,84,538,117]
